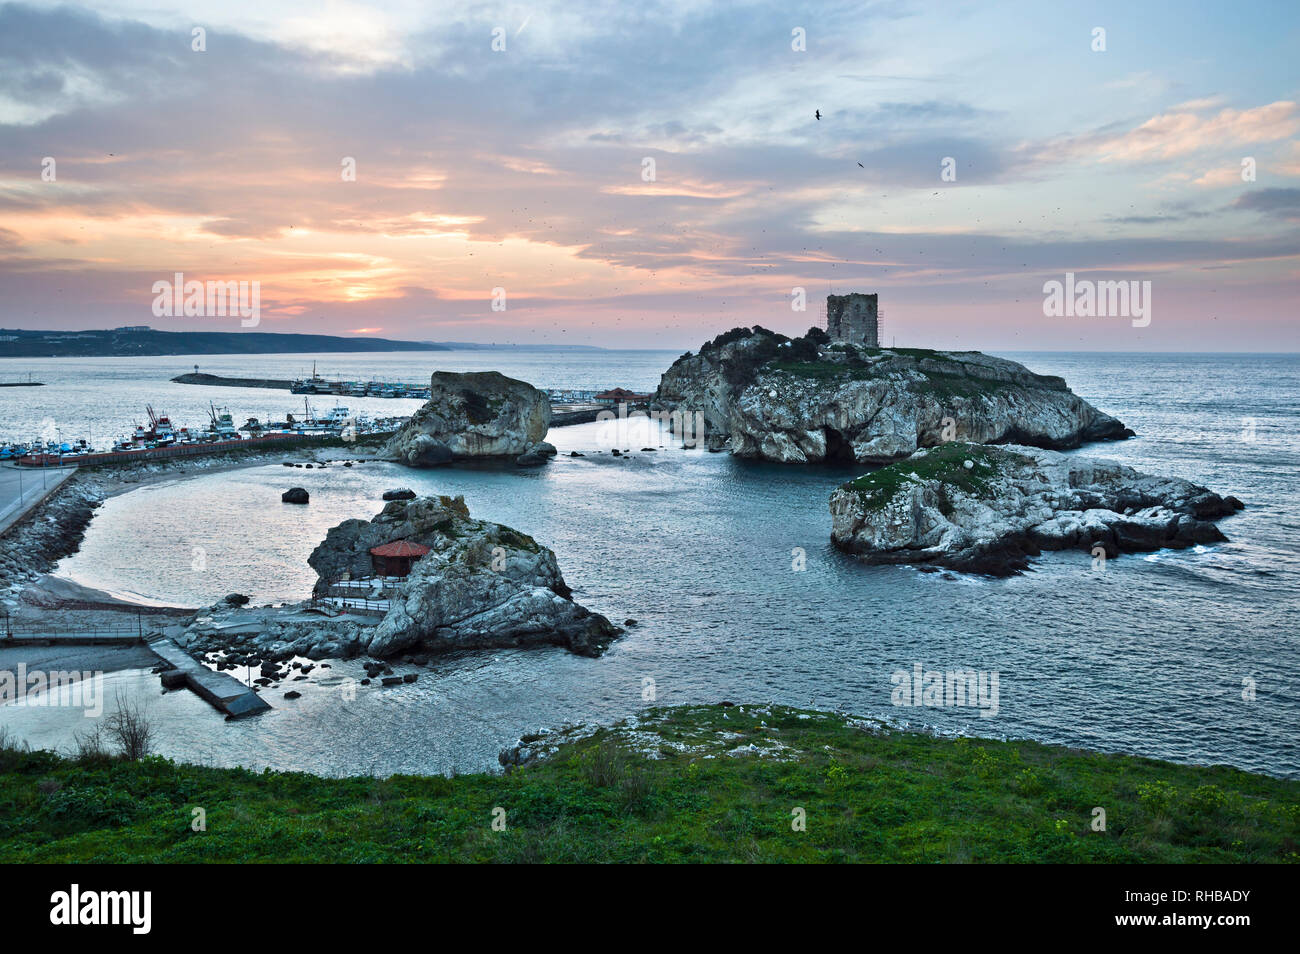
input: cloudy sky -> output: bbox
[0,0,1296,349]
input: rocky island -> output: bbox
[309,494,618,657]
[656,325,1132,463]
[184,494,619,662]
[385,370,555,467]
[829,442,1244,575]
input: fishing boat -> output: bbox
[290,360,331,394]
[132,406,177,446]
[207,403,241,440]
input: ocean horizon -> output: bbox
[2,349,1295,781]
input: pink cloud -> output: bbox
[1051,101,1300,164]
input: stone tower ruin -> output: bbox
[826,293,879,347]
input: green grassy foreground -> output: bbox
[1,705,1296,863]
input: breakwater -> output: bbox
[170,372,292,390]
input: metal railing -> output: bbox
[308,575,402,616]
[1,610,148,643]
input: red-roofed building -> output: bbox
[369,539,431,577]
[593,387,652,405]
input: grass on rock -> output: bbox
[844,442,1028,512]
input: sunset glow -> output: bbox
[1,0,1297,349]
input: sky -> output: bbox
[0,0,1296,350]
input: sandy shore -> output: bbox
[0,442,389,640]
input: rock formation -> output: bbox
[828,442,1243,575]
[307,495,620,657]
[656,327,1133,463]
[385,371,550,466]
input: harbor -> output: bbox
[1,384,649,468]
[3,400,407,468]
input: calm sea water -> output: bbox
[2,351,1297,779]
[0,350,673,447]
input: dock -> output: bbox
[15,429,398,469]
[148,637,271,719]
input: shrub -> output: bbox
[700,327,755,353]
[0,727,29,772]
[1185,784,1230,814]
[72,724,113,766]
[1137,780,1178,816]
[784,335,821,362]
[42,786,141,826]
[581,736,653,808]
[103,695,155,761]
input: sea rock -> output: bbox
[382,488,417,501]
[282,487,309,504]
[306,494,620,658]
[516,441,558,467]
[656,327,1133,464]
[829,442,1243,575]
[385,371,550,466]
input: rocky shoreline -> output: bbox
[0,443,386,619]
[181,493,621,664]
[829,442,1244,575]
[0,477,101,599]
[656,327,1133,463]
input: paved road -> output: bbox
[0,462,76,535]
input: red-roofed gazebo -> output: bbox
[369,540,431,577]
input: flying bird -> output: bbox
[815,110,821,120]
[857,162,864,168]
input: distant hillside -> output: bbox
[0,328,450,358]
[426,342,610,351]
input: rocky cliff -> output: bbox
[308,495,620,657]
[385,370,550,466]
[656,327,1132,463]
[828,442,1243,575]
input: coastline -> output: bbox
[3,703,1295,862]
[0,416,597,641]
[2,362,1294,784]
[0,441,391,644]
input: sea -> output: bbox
[1,350,1297,779]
